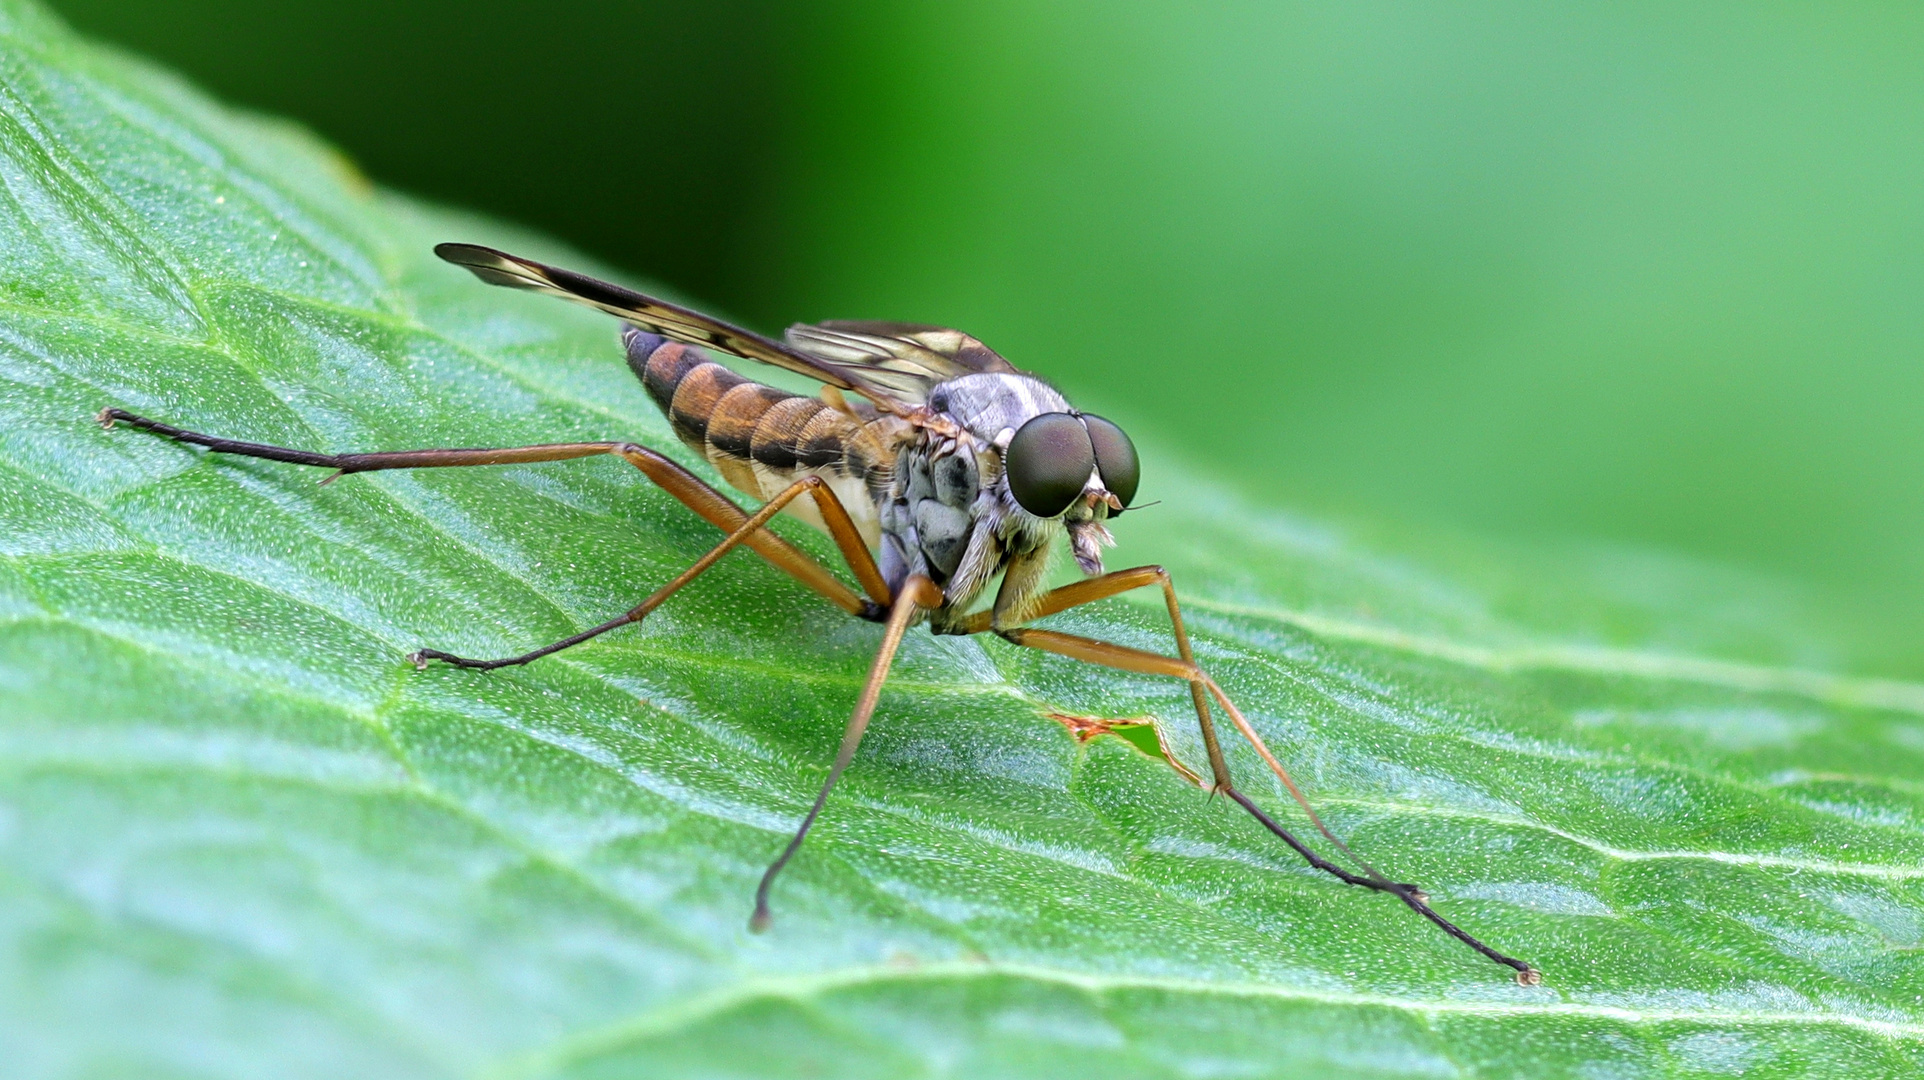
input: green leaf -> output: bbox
[4,4,1923,1076]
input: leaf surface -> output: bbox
[2,5,1922,1077]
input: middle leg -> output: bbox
[413,474,887,669]
[751,573,945,931]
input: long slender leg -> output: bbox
[412,475,857,668]
[992,624,1386,887]
[961,566,1387,887]
[798,474,892,608]
[751,574,945,932]
[991,624,1537,983]
[959,566,1223,790]
[99,407,890,618]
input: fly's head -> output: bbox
[992,410,1140,574]
[927,372,1140,578]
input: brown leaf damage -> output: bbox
[1044,712,1204,787]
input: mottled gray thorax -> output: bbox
[929,372,1072,445]
[878,373,1071,622]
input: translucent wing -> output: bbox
[435,243,915,413]
[784,321,1021,404]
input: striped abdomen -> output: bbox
[624,327,902,546]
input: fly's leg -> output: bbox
[966,569,1538,983]
[955,566,1393,889]
[752,575,943,932]
[958,567,1227,783]
[97,409,894,660]
[412,473,873,668]
[103,407,944,934]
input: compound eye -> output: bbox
[1005,412,1095,518]
[1081,413,1139,512]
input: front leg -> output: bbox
[963,567,1540,983]
[957,564,1226,786]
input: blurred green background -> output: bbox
[47,0,1924,671]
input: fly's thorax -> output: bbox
[879,443,1075,631]
[927,370,1077,545]
[880,433,977,584]
[928,372,1072,445]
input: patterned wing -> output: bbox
[783,321,1021,404]
[435,243,915,413]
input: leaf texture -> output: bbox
[0,4,1921,1077]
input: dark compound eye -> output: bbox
[1080,413,1139,513]
[1005,412,1095,518]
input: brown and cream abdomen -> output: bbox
[624,326,899,546]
